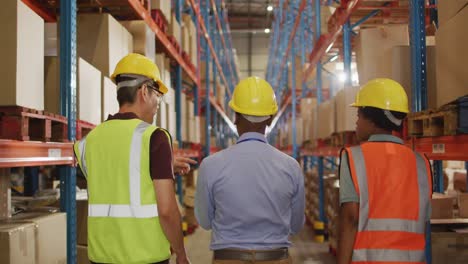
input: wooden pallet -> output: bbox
[76,120,95,140]
[150,9,168,33]
[331,131,357,147]
[0,106,68,142]
[408,106,458,137]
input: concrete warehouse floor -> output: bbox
[170,225,336,264]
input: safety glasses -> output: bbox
[146,82,164,105]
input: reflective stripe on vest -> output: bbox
[80,121,158,219]
[352,249,426,262]
[76,137,88,178]
[348,144,430,262]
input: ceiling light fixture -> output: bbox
[264,28,271,34]
[267,5,273,11]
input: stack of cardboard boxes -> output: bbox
[0,212,67,264]
[301,98,318,147]
[0,0,44,110]
[151,0,171,22]
[76,200,90,264]
[182,14,198,68]
[435,1,468,107]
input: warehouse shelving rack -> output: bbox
[266,0,468,261]
[0,0,240,263]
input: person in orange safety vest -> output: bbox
[337,78,433,264]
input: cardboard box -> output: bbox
[44,57,102,125]
[300,98,317,120]
[459,193,468,218]
[391,45,437,110]
[356,25,409,85]
[288,56,305,90]
[181,93,188,141]
[335,86,359,132]
[156,102,167,128]
[317,100,335,139]
[194,116,201,143]
[200,116,206,145]
[150,0,171,23]
[45,23,58,56]
[200,62,213,81]
[121,21,155,62]
[167,110,176,140]
[437,0,468,27]
[77,245,90,264]
[432,232,468,264]
[431,194,455,219]
[77,200,88,246]
[0,0,44,110]
[183,14,198,67]
[0,222,36,264]
[436,7,468,107]
[13,212,66,264]
[102,77,118,122]
[78,14,133,77]
[184,187,196,207]
[78,58,102,125]
[44,56,60,114]
[168,14,181,44]
[288,117,304,145]
[155,53,166,75]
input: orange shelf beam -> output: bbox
[127,0,199,86]
[21,0,56,22]
[0,140,74,168]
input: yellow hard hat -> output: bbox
[229,77,278,116]
[111,53,169,94]
[351,78,409,113]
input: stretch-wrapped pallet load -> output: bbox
[0,0,44,110]
[78,13,133,77]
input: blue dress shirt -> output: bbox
[195,132,305,250]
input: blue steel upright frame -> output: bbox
[59,0,77,262]
[202,0,211,156]
[409,0,431,262]
[175,0,184,203]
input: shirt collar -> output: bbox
[368,134,404,144]
[106,112,139,121]
[237,132,268,144]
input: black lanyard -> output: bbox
[237,138,267,144]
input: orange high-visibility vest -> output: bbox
[344,141,432,264]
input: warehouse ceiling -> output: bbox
[225,0,273,31]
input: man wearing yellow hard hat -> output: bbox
[195,77,305,263]
[74,53,194,264]
[337,78,432,263]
